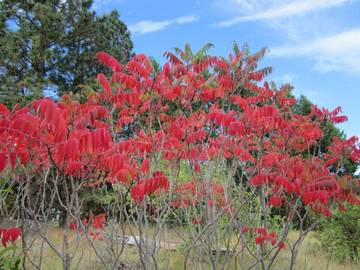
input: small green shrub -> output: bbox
[316,203,360,262]
[0,247,21,270]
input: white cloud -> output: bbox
[129,15,198,35]
[272,73,297,84]
[129,21,172,34]
[217,0,350,27]
[270,29,360,75]
[226,0,283,12]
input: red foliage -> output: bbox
[97,73,112,98]
[130,172,170,203]
[268,195,283,208]
[325,136,360,165]
[302,191,329,205]
[96,52,122,72]
[253,227,278,246]
[0,45,358,253]
[255,236,266,245]
[69,214,106,239]
[69,221,79,231]
[0,227,21,247]
[251,174,270,186]
[92,213,106,230]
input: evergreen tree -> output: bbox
[0,0,133,106]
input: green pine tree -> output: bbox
[0,0,133,107]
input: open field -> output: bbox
[3,224,358,270]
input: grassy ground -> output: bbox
[2,225,359,269]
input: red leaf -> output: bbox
[229,96,248,110]
[0,152,6,172]
[0,227,21,247]
[255,236,266,245]
[0,103,10,116]
[251,174,270,186]
[96,52,122,72]
[92,213,106,230]
[279,242,286,249]
[268,195,282,208]
[141,158,150,174]
[97,73,112,97]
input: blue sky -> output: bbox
[94,0,360,139]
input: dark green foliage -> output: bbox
[81,187,116,214]
[316,203,360,262]
[0,0,133,107]
[292,95,312,116]
[149,56,161,76]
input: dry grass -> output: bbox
[273,231,357,270]
[3,225,359,269]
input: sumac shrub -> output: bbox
[0,43,359,270]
